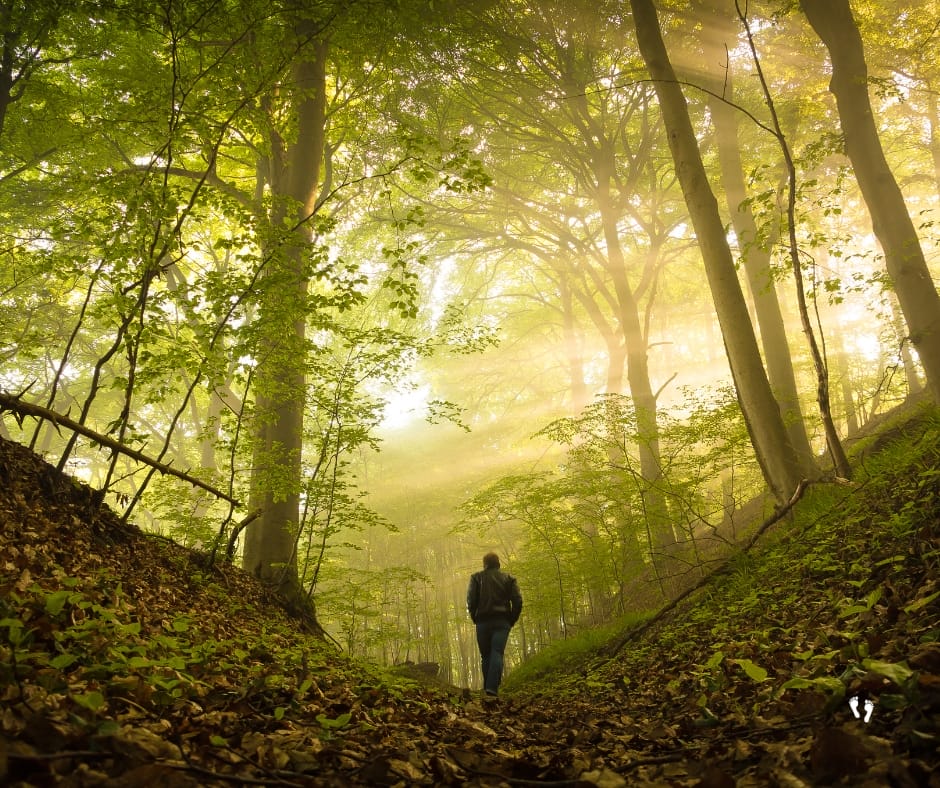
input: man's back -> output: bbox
[468,567,522,623]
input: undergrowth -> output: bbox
[502,612,652,693]
[0,567,435,740]
[506,403,940,738]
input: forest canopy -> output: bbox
[2,0,939,687]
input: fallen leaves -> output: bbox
[2,428,940,785]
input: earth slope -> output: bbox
[1,409,939,786]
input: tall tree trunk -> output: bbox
[833,339,858,437]
[800,0,940,403]
[699,3,816,470]
[889,295,923,396]
[595,143,674,554]
[629,0,808,501]
[243,37,328,601]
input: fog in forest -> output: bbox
[1,0,937,688]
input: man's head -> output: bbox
[483,552,500,569]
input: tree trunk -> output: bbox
[891,294,923,397]
[594,141,673,554]
[242,37,328,600]
[699,4,816,470]
[629,0,807,500]
[800,0,940,403]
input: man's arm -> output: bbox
[467,574,479,622]
[509,578,522,625]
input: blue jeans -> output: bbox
[475,618,511,695]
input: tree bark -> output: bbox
[698,3,816,470]
[242,36,328,596]
[800,0,940,403]
[629,0,807,500]
[559,279,590,413]
[591,132,673,553]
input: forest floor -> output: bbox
[1,405,940,787]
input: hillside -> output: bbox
[1,407,939,787]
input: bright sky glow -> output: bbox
[380,383,430,429]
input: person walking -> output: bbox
[467,552,522,701]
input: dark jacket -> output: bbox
[467,567,522,625]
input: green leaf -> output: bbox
[210,735,228,746]
[50,653,78,669]
[779,676,845,695]
[874,555,906,567]
[839,604,869,618]
[316,712,351,730]
[274,706,286,720]
[705,650,725,669]
[74,691,106,712]
[171,617,191,632]
[45,590,74,616]
[905,590,940,614]
[733,658,768,682]
[862,659,914,687]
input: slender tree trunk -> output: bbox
[890,293,923,396]
[604,334,627,396]
[800,0,940,403]
[594,144,674,553]
[834,343,859,436]
[710,103,817,467]
[699,4,816,469]
[629,0,807,500]
[734,5,851,478]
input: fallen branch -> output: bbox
[0,392,240,506]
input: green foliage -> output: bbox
[501,612,651,694]
[507,404,940,738]
[0,566,359,730]
[459,386,763,651]
[317,564,432,659]
[1,0,936,693]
